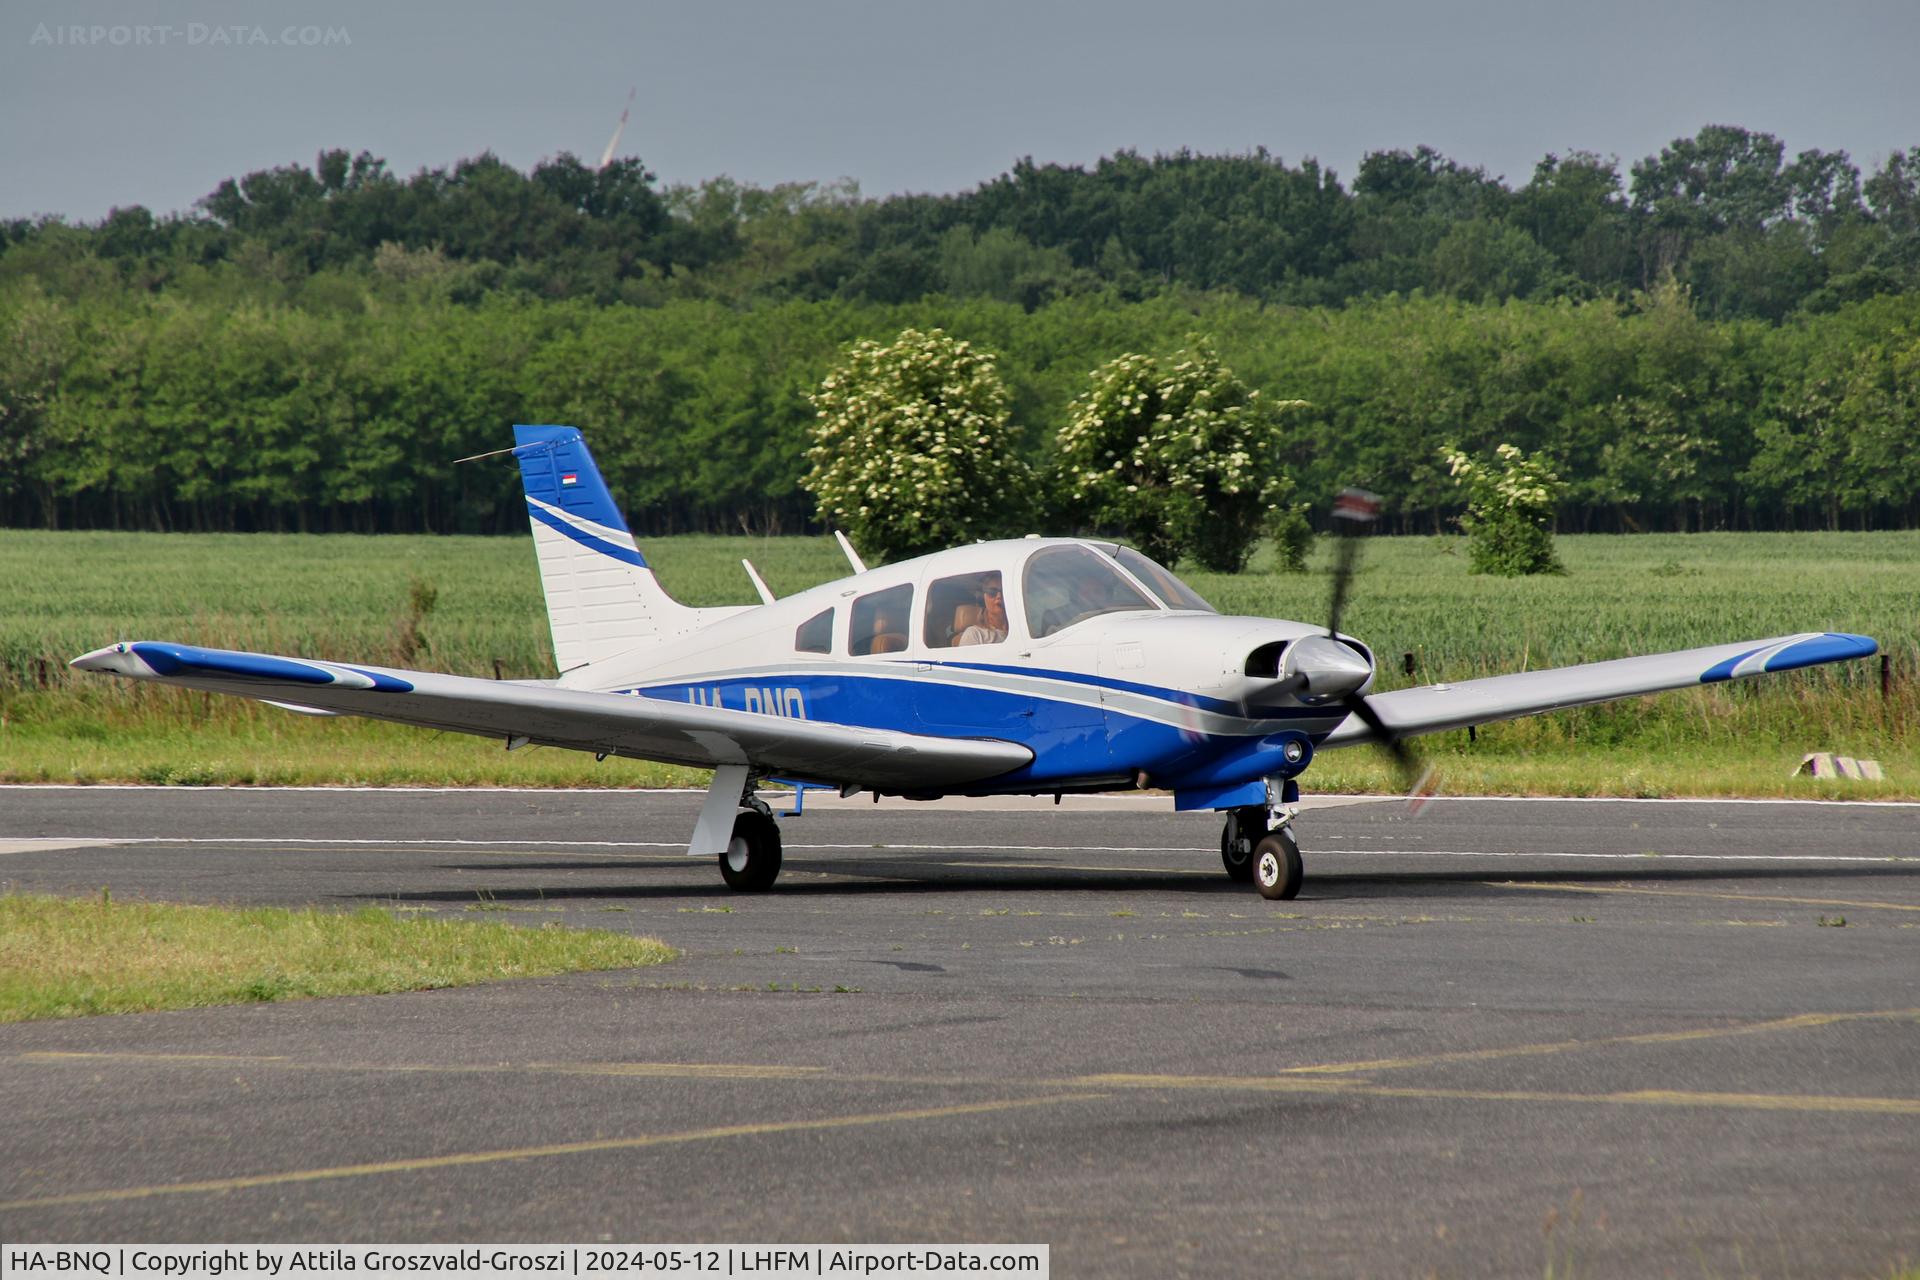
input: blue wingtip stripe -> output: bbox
[1701,633,1878,683]
[130,643,414,692]
[1700,643,1770,684]
[342,666,417,692]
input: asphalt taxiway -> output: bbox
[1,787,1916,1277]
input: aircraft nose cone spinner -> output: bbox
[1280,634,1373,699]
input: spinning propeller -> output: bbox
[1295,489,1438,810]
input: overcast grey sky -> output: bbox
[3,0,1916,223]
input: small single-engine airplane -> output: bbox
[74,426,1880,899]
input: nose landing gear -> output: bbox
[1219,780,1304,899]
[1220,806,1263,883]
[1252,827,1303,900]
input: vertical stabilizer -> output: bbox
[512,425,700,673]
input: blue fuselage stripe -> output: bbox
[626,666,1335,791]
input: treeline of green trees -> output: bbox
[6,282,1916,535]
[5,126,1919,320]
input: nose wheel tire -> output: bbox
[1254,828,1303,900]
[718,810,782,891]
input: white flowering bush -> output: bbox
[1055,343,1307,571]
[1442,442,1566,576]
[802,328,1030,562]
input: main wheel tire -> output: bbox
[1253,828,1303,901]
[718,810,782,891]
[1220,807,1263,882]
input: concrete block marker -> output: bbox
[1795,753,1885,781]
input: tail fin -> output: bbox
[512,425,700,673]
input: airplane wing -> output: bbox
[1320,632,1878,747]
[70,641,1031,789]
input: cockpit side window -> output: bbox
[850,584,913,656]
[1105,546,1217,613]
[795,608,834,654]
[924,571,1012,648]
[1022,545,1156,639]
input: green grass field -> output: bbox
[1,528,1913,797]
[0,892,675,1022]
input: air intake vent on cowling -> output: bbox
[1244,641,1290,679]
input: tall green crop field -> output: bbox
[1,529,1912,796]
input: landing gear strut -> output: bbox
[694,765,785,891]
[1219,779,1304,899]
[1220,806,1264,882]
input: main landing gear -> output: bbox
[696,765,785,891]
[720,807,782,891]
[1220,788,1304,900]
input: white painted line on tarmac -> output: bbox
[1381,795,1920,809]
[2,784,1915,809]
[12,836,1914,864]
[0,838,124,856]
[1315,847,1919,865]
[9,836,1206,854]
[0,784,709,794]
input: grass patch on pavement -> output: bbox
[0,892,675,1022]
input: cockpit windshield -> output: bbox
[1023,545,1157,638]
[1103,546,1217,613]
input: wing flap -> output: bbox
[71,642,1030,788]
[1322,632,1878,746]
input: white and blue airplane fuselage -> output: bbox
[587,540,1348,806]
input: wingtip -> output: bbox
[1768,632,1880,674]
[70,643,140,675]
[1832,632,1880,658]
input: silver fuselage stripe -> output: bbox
[598,661,1338,739]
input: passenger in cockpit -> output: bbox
[954,573,1008,645]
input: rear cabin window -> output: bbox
[1022,545,1156,639]
[850,584,913,656]
[795,608,834,654]
[924,571,1011,649]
